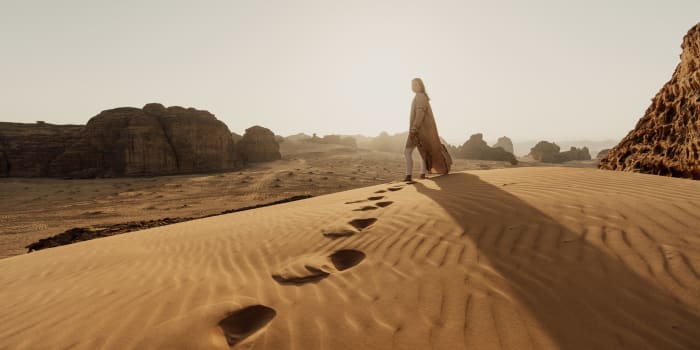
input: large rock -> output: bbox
[457,133,517,164]
[0,122,83,177]
[596,149,611,160]
[600,23,700,179]
[236,125,281,162]
[529,141,591,163]
[493,136,514,155]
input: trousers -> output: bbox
[404,146,426,176]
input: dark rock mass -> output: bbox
[0,122,83,177]
[236,125,281,162]
[529,141,591,163]
[1,104,245,178]
[600,23,700,179]
[493,136,514,155]
[457,133,518,165]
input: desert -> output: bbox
[1,3,700,350]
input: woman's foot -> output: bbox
[403,175,412,182]
[419,174,427,179]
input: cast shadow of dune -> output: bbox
[413,173,700,349]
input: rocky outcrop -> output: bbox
[236,126,281,162]
[560,146,591,161]
[600,23,700,179]
[529,141,591,163]
[0,122,83,177]
[596,149,611,160]
[48,103,240,177]
[493,136,514,155]
[1,104,246,178]
[457,133,518,165]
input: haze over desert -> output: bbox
[1,1,700,349]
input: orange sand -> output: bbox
[1,167,698,349]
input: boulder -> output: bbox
[237,125,281,162]
[600,23,700,179]
[596,149,611,160]
[457,133,518,164]
[493,136,514,155]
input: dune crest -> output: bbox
[1,168,699,349]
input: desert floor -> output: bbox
[0,166,698,349]
[0,143,594,259]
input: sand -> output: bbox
[0,144,538,259]
[1,167,698,349]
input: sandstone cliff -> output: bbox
[0,122,83,177]
[1,104,246,178]
[600,23,700,179]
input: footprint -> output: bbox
[219,305,277,347]
[387,186,403,192]
[374,190,387,193]
[348,218,377,230]
[367,196,384,201]
[136,301,273,349]
[272,249,366,285]
[322,224,359,239]
[344,199,366,204]
[353,206,378,211]
[375,201,393,208]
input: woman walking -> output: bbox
[404,78,452,182]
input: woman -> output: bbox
[404,78,452,182]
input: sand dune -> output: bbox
[1,167,699,349]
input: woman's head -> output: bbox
[411,78,430,100]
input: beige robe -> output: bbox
[405,93,452,175]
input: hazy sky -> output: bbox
[1,1,698,145]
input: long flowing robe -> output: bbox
[406,93,452,175]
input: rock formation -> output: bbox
[493,136,514,155]
[236,125,281,162]
[600,23,700,179]
[49,103,240,177]
[529,141,591,163]
[596,149,611,160]
[0,122,83,177]
[457,133,518,165]
[1,104,247,178]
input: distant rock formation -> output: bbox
[596,149,611,160]
[0,104,253,178]
[560,146,592,161]
[49,103,240,177]
[285,133,311,142]
[303,134,357,148]
[237,125,281,162]
[600,23,700,179]
[231,132,243,143]
[529,141,591,163]
[0,122,83,177]
[493,136,514,155]
[457,133,518,165]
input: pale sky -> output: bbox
[1,0,698,145]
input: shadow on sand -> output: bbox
[414,173,699,349]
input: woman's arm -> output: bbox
[411,94,428,133]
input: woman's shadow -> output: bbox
[413,173,699,349]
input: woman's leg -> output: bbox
[404,147,414,176]
[419,155,427,175]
